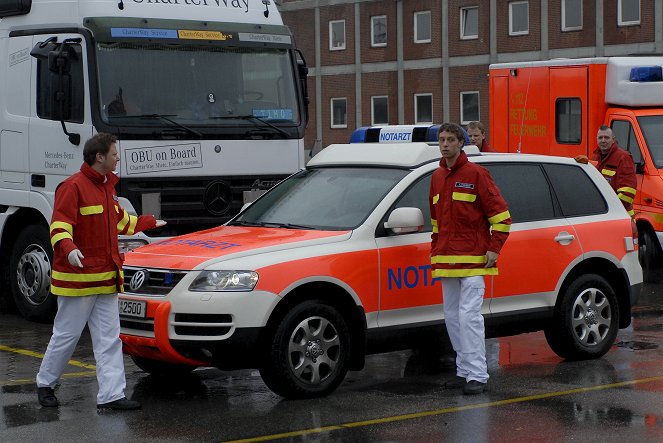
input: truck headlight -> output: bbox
[189,271,258,292]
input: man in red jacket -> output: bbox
[36,133,165,410]
[429,123,511,395]
[466,121,495,152]
[592,125,637,216]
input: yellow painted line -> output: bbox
[0,371,97,386]
[0,344,96,369]
[223,374,663,443]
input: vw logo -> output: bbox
[203,180,232,216]
[129,270,149,292]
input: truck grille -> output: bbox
[123,267,188,296]
[119,175,286,236]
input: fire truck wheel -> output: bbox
[8,225,56,323]
[259,300,351,399]
[639,228,663,280]
[131,356,197,377]
[544,274,619,360]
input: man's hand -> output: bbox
[68,249,84,268]
[485,251,498,268]
[574,155,589,164]
[155,219,167,228]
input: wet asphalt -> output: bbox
[1,280,663,442]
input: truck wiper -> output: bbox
[226,220,268,227]
[211,114,289,138]
[122,114,203,139]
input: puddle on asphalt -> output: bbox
[614,341,659,350]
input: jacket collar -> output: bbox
[80,162,119,186]
[440,150,469,172]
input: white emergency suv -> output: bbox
[0,0,308,321]
[119,137,642,398]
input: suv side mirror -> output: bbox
[384,207,424,234]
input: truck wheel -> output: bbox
[259,301,351,399]
[639,228,663,282]
[9,225,56,322]
[544,274,619,360]
[131,356,197,377]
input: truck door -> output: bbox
[28,33,93,206]
[609,118,644,208]
[549,67,588,158]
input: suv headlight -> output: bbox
[189,270,259,292]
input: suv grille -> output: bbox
[123,267,188,296]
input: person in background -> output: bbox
[36,133,166,410]
[592,125,637,216]
[466,121,495,152]
[429,122,511,395]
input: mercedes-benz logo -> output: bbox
[129,270,149,292]
[203,180,232,216]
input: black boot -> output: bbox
[37,387,59,407]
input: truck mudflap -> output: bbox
[120,300,209,367]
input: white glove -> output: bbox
[68,249,84,268]
[155,219,167,228]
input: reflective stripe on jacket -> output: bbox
[49,162,156,296]
[592,142,637,216]
[429,151,511,278]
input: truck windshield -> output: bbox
[638,115,663,168]
[230,167,408,230]
[96,42,300,129]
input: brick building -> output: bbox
[278,0,658,150]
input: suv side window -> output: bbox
[543,163,608,217]
[390,173,433,232]
[483,163,556,223]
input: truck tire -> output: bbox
[259,300,351,399]
[9,225,56,322]
[131,356,197,377]
[639,228,663,282]
[544,274,619,360]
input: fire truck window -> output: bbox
[483,163,556,223]
[611,120,643,166]
[391,173,433,232]
[543,164,608,217]
[555,98,581,144]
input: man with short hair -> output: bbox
[592,125,637,216]
[466,121,495,152]
[429,122,511,395]
[37,133,165,410]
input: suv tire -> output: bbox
[544,274,619,360]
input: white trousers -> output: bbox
[441,275,489,383]
[36,294,126,404]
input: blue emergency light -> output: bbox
[629,66,663,82]
[350,125,470,144]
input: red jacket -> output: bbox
[480,140,495,153]
[49,163,156,296]
[429,151,511,277]
[591,142,637,216]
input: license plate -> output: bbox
[118,298,147,318]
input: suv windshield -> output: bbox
[231,167,409,230]
[96,43,300,129]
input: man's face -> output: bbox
[98,142,120,174]
[438,130,463,162]
[467,127,485,147]
[597,129,614,154]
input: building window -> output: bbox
[460,6,479,40]
[555,98,582,144]
[509,1,529,36]
[618,0,640,26]
[562,0,582,31]
[371,96,388,125]
[371,15,387,47]
[460,91,479,124]
[329,20,346,50]
[414,11,432,43]
[331,97,347,128]
[415,94,433,124]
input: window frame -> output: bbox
[329,19,346,51]
[371,95,389,126]
[330,97,348,129]
[509,1,529,36]
[460,91,480,125]
[414,10,432,43]
[414,93,433,124]
[371,15,388,47]
[618,0,641,26]
[460,6,479,40]
[561,0,583,31]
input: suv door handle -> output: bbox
[554,231,575,245]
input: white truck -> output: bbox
[0,0,309,321]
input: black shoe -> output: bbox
[97,397,141,410]
[462,380,486,395]
[37,387,59,407]
[444,376,466,389]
